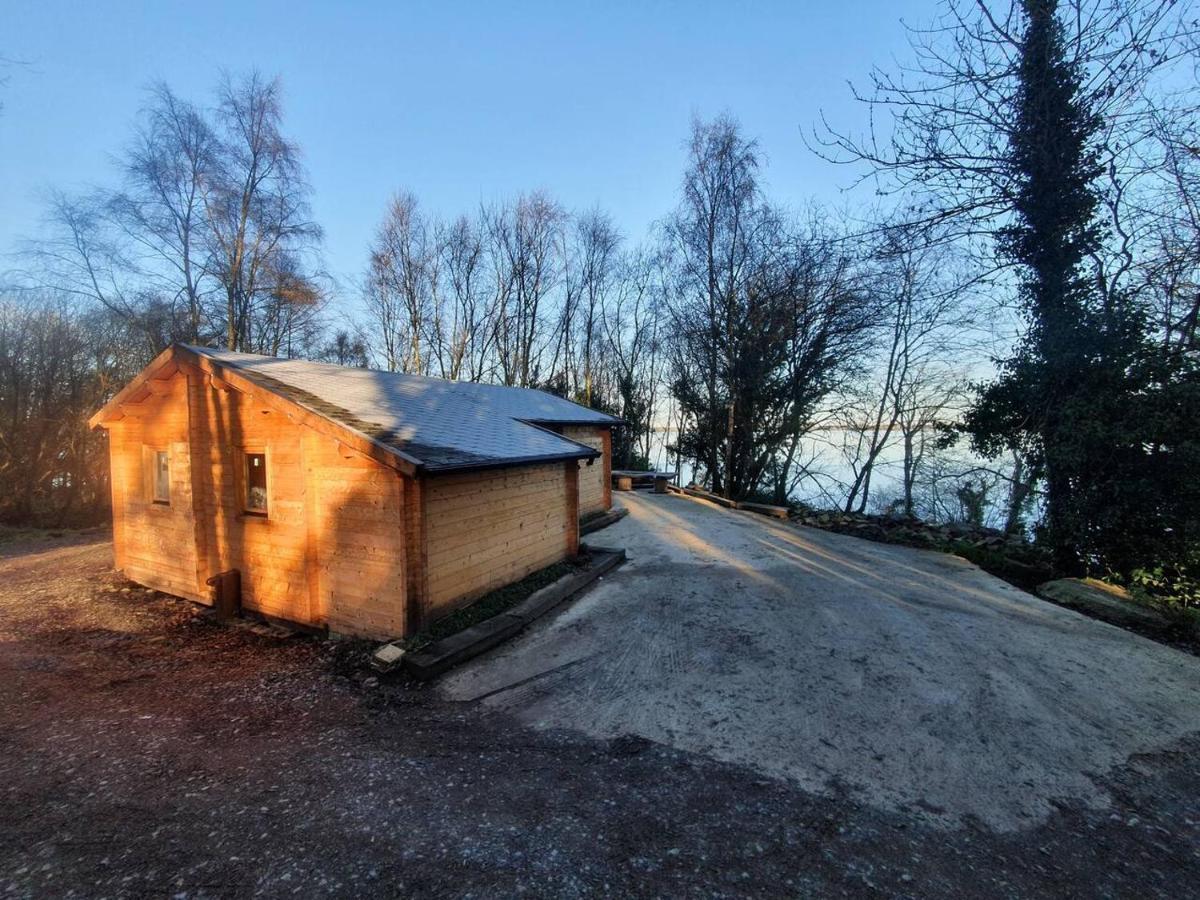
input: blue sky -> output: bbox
[2,1,932,287]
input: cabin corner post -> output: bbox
[185,369,212,601]
[564,460,581,556]
[106,427,126,571]
[601,427,613,510]
[301,430,325,628]
[402,473,429,635]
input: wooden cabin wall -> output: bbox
[423,462,577,619]
[106,372,200,602]
[102,357,607,641]
[185,372,408,640]
[561,425,611,516]
[303,432,409,638]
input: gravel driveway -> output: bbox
[444,492,1200,831]
[3,509,1200,897]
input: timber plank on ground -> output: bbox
[404,547,626,680]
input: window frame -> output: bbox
[241,449,269,517]
[142,445,172,507]
[152,449,171,505]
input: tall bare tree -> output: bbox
[484,193,565,387]
[838,237,975,513]
[432,214,492,380]
[366,192,435,373]
[109,83,217,342]
[558,209,621,403]
[599,247,665,467]
[667,116,876,501]
[203,72,322,352]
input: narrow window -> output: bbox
[244,452,268,515]
[152,450,170,504]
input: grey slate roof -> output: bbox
[185,345,618,473]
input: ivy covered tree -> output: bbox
[966,0,1200,579]
[819,0,1199,588]
[967,0,1106,571]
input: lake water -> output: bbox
[643,424,1019,529]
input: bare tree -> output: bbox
[600,247,665,466]
[109,83,217,342]
[0,290,149,525]
[203,71,322,352]
[558,209,621,403]
[29,72,323,358]
[319,329,369,367]
[810,0,1194,254]
[366,192,435,373]
[665,115,762,495]
[838,237,974,513]
[666,116,877,501]
[483,193,566,387]
[29,190,147,335]
[431,214,492,380]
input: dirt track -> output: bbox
[2,531,1200,898]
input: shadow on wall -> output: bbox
[184,373,410,639]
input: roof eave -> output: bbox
[422,447,601,476]
[522,416,625,427]
[88,345,181,429]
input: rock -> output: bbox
[371,642,406,673]
[1037,578,1172,633]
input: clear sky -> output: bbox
[1,0,932,288]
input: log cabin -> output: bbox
[88,344,619,640]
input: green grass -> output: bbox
[403,558,581,651]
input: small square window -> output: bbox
[244,452,268,515]
[152,450,170,504]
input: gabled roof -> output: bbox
[92,345,619,474]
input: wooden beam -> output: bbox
[89,345,178,428]
[402,474,429,635]
[564,460,580,556]
[108,429,127,571]
[185,370,213,603]
[302,431,325,627]
[601,426,613,511]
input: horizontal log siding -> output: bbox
[102,354,608,643]
[562,425,608,516]
[186,373,407,639]
[107,374,200,602]
[423,463,570,618]
[306,434,407,639]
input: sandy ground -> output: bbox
[445,493,1200,831]
[2,512,1200,897]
